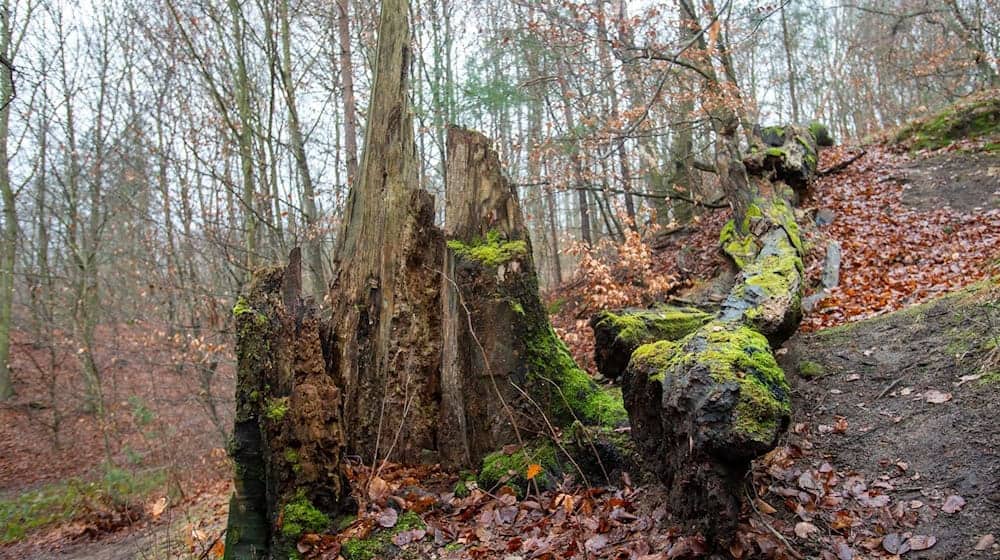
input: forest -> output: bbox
[0,0,999,558]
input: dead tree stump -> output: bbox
[439,127,627,471]
[225,249,351,559]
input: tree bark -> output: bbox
[327,0,444,464]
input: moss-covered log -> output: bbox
[440,126,626,470]
[590,305,711,380]
[618,124,821,548]
[225,249,351,559]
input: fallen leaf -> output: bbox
[756,498,777,514]
[909,535,937,551]
[974,534,995,550]
[585,534,609,553]
[925,389,952,404]
[942,494,966,514]
[883,533,910,555]
[794,521,820,538]
[149,497,167,518]
[526,463,543,481]
[377,507,398,528]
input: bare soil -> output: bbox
[778,282,1000,559]
[900,151,1000,212]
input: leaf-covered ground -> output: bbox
[3,134,1000,558]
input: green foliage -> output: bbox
[447,230,528,267]
[128,395,155,427]
[281,493,330,539]
[341,511,424,560]
[0,468,166,544]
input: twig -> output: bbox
[746,490,805,560]
[197,529,225,560]
[877,377,903,399]
[818,149,867,176]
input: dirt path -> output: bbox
[775,281,1000,558]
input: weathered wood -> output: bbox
[325,0,444,464]
[225,248,351,559]
[440,126,626,468]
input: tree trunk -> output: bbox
[327,0,444,464]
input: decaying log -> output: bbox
[225,249,351,559]
[612,124,822,547]
[590,305,711,380]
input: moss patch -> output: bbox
[341,511,424,560]
[281,493,330,539]
[720,219,759,269]
[448,230,528,267]
[525,325,628,427]
[895,95,1000,151]
[264,397,289,422]
[595,306,711,346]
[797,360,825,378]
[645,322,791,444]
[478,442,559,491]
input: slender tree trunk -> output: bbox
[0,1,15,400]
[337,0,360,185]
[780,5,800,123]
[279,0,326,299]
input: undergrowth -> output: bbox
[0,467,167,544]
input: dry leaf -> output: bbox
[377,507,399,528]
[794,521,820,538]
[941,494,966,513]
[925,389,952,404]
[908,535,937,551]
[149,496,167,518]
[526,463,543,480]
[974,534,995,550]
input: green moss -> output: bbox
[644,323,790,444]
[281,493,330,540]
[766,147,785,157]
[720,219,759,268]
[509,301,525,315]
[896,96,1000,150]
[525,326,628,427]
[264,397,289,422]
[478,443,558,490]
[447,230,528,267]
[797,360,825,378]
[341,511,424,560]
[809,122,834,146]
[596,306,711,346]
[453,480,470,498]
[631,340,680,382]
